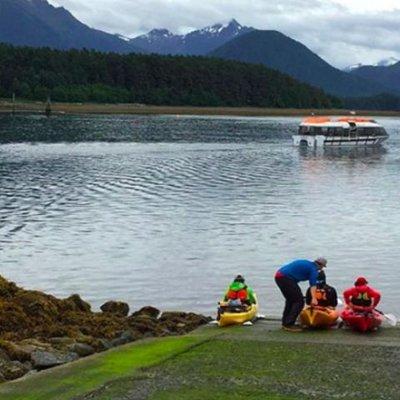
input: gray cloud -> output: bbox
[49,0,400,68]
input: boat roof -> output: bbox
[301,116,380,128]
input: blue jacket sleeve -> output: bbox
[309,266,318,286]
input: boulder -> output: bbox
[130,306,160,319]
[0,359,30,380]
[0,348,10,361]
[127,315,159,335]
[0,276,19,298]
[98,339,113,351]
[70,343,95,357]
[31,350,79,369]
[48,337,76,346]
[65,294,91,313]
[159,312,210,333]
[100,301,129,317]
[109,330,139,347]
[0,340,48,362]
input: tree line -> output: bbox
[0,43,341,109]
[344,94,400,111]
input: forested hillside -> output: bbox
[344,94,400,111]
[0,44,340,108]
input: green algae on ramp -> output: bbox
[0,333,214,400]
[2,322,400,400]
[81,322,400,400]
[150,388,297,400]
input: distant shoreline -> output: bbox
[1,100,400,117]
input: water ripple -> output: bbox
[0,115,399,316]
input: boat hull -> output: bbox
[341,309,383,332]
[300,306,339,328]
[293,134,388,147]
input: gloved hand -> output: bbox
[311,298,318,306]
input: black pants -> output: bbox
[275,275,304,326]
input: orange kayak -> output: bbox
[300,306,339,328]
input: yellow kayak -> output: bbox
[218,295,258,327]
[300,306,339,328]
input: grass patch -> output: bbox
[2,324,400,400]
[88,330,400,400]
[1,100,400,117]
[0,336,208,400]
[150,388,296,400]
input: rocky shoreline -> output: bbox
[0,275,210,382]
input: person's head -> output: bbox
[354,276,368,287]
[233,274,245,284]
[314,257,327,270]
[316,270,326,288]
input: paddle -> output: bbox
[375,310,398,327]
[338,298,397,327]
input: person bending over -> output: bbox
[275,257,327,332]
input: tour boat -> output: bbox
[293,116,389,147]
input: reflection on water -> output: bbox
[299,145,388,160]
[0,114,400,316]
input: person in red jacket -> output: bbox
[343,276,381,312]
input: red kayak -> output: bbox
[341,308,383,332]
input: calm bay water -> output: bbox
[1,114,400,316]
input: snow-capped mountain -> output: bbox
[344,57,400,72]
[376,57,399,67]
[130,19,254,55]
[343,63,364,72]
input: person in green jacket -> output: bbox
[223,275,256,306]
[218,275,256,320]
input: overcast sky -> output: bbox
[48,0,400,68]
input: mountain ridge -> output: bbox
[209,30,395,98]
[0,0,143,53]
[349,62,400,93]
[129,19,254,55]
[0,0,398,100]
[344,57,400,72]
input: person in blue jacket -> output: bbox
[275,257,327,332]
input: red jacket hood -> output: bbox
[354,284,369,292]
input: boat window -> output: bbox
[368,128,376,135]
[298,126,309,134]
[327,127,335,136]
[364,128,380,136]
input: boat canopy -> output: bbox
[303,116,377,124]
[301,116,379,128]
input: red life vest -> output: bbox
[227,289,248,301]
